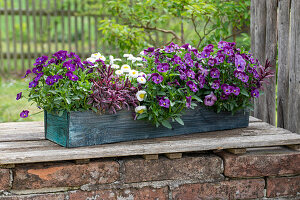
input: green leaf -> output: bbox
[137,113,148,119]
[91,107,98,113]
[58,110,64,117]
[241,89,249,97]
[161,120,172,129]
[157,91,166,96]
[192,95,202,102]
[175,117,184,125]
[66,98,71,104]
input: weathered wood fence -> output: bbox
[0,0,110,75]
[251,0,300,133]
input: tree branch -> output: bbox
[223,27,250,40]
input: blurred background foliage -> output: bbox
[84,0,250,54]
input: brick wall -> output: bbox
[0,147,299,200]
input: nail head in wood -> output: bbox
[142,154,158,160]
[226,148,247,155]
[164,153,182,159]
[286,144,300,151]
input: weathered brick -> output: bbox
[0,168,10,190]
[13,160,119,190]
[0,193,65,200]
[69,187,168,200]
[124,155,224,183]
[172,179,265,200]
[217,147,300,177]
[267,176,300,198]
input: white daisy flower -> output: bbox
[99,55,106,61]
[111,64,120,69]
[136,90,146,101]
[123,54,133,58]
[87,57,97,63]
[115,70,123,75]
[135,105,147,114]
[137,77,146,84]
[135,57,143,61]
[91,52,102,59]
[129,70,139,78]
[121,64,131,73]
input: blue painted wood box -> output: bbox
[44,107,249,148]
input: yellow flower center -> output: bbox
[139,94,145,99]
[137,109,144,114]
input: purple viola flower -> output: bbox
[179,71,187,80]
[53,50,67,61]
[227,56,234,63]
[63,60,76,71]
[67,52,76,58]
[73,58,84,70]
[234,70,242,79]
[186,81,198,92]
[232,86,240,96]
[33,55,48,66]
[22,69,31,78]
[235,55,246,71]
[186,70,195,79]
[201,49,210,58]
[210,68,220,78]
[204,92,217,106]
[165,45,175,53]
[29,81,38,88]
[157,63,169,72]
[45,76,55,86]
[247,65,254,73]
[184,53,192,60]
[203,44,214,52]
[53,74,63,82]
[218,41,227,49]
[181,43,190,50]
[186,96,192,108]
[251,89,259,98]
[185,58,194,67]
[198,67,209,77]
[159,98,170,108]
[224,47,234,56]
[198,76,206,89]
[240,73,249,83]
[211,80,220,89]
[16,92,22,100]
[216,54,225,65]
[66,71,73,78]
[222,84,232,95]
[34,72,44,82]
[32,66,43,74]
[69,74,79,81]
[152,73,163,84]
[220,92,229,100]
[20,110,29,118]
[208,58,216,66]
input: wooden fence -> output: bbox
[0,0,111,76]
[251,0,300,133]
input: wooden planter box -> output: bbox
[44,107,249,148]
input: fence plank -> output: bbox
[74,0,78,52]
[94,16,98,52]
[19,0,25,73]
[253,0,267,122]
[54,0,58,51]
[32,0,37,59]
[277,0,290,128]
[25,0,31,67]
[61,0,65,50]
[88,13,91,53]
[0,10,3,74]
[250,0,256,56]
[81,2,85,58]
[4,0,10,72]
[67,1,71,51]
[288,0,300,133]
[39,0,44,53]
[47,0,51,55]
[11,0,17,73]
[264,0,278,126]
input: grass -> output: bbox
[0,78,43,123]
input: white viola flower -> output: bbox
[135,105,147,114]
[136,90,146,101]
[139,50,145,55]
[115,70,123,75]
[111,64,120,69]
[99,55,106,61]
[129,70,139,78]
[137,76,146,84]
[109,55,114,64]
[86,57,97,63]
[136,63,143,67]
[121,64,131,73]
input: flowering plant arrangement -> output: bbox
[134,41,273,128]
[17,41,273,130]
